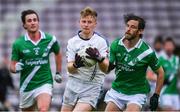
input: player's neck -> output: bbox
[166,52,173,58]
[79,31,93,40]
[124,37,140,49]
[28,31,41,42]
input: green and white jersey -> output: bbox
[110,37,161,95]
[11,31,60,92]
[159,52,179,94]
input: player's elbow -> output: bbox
[156,67,164,82]
[9,63,16,73]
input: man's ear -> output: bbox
[138,29,144,35]
[23,24,27,29]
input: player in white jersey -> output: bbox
[10,9,62,111]
[61,7,109,111]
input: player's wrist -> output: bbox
[97,57,105,63]
[54,72,62,83]
[153,93,159,98]
[56,72,62,75]
[73,63,78,68]
[56,71,60,74]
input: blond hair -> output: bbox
[80,6,97,19]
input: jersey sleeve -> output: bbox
[98,38,109,58]
[66,39,75,62]
[51,36,60,54]
[149,51,161,72]
[109,40,117,63]
[11,42,20,61]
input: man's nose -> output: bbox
[126,27,130,32]
[84,22,88,26]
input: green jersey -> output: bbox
[159,53,179,94]
[11,31,60,92]
[110,37,161,95]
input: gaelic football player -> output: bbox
[10,9,62,111]
[105,14,164,111]
[61,6,109,111]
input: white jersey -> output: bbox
[66,31,109,84]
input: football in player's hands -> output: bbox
[73,53,85,68]
[76,46,97,67]
[86,47,105,63]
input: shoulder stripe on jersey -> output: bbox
[128,48,153,66]
[42,36,56,57]
[94,32,109,46]
[20,66,41,92]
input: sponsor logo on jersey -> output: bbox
[25,58,48,66]
[116,63,135,72]
[33,47,40,55]
[23,49,30,53]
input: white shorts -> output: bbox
[104,88,147,110]
[62,77,102,108]
[19,84,52,108]
[160,94,180,110]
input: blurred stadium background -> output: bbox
[0,0,180,111]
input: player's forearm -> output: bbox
[67,62,78,74]
[10,61,16,73]
[55,53,62,72]
[155,66,164,95]
[98,58,109,73]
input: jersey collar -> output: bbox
[24,30,46,45]
[78,30,95,40]
[118,36,143,52]
[161,51,175,60]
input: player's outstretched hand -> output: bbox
[15,62,24,72]
[73,53,85,68]
[150,93,159,111]
[86,47,104,63]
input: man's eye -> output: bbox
[27,19,32,22]
[33,18,37,22]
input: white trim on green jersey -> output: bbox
[11,31,60,92]
[25,30,46,46]
[118,36,143,52]
[159,53,180,94]
[42,36,56,57]
[128,48,153,66]
[20,66,40,92]
[110,37,161,95]
[20,36,57,92]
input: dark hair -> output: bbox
[164,37,175,46]
[21,9,39,24]
[124,14,146,30]
[154,35,163,45]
